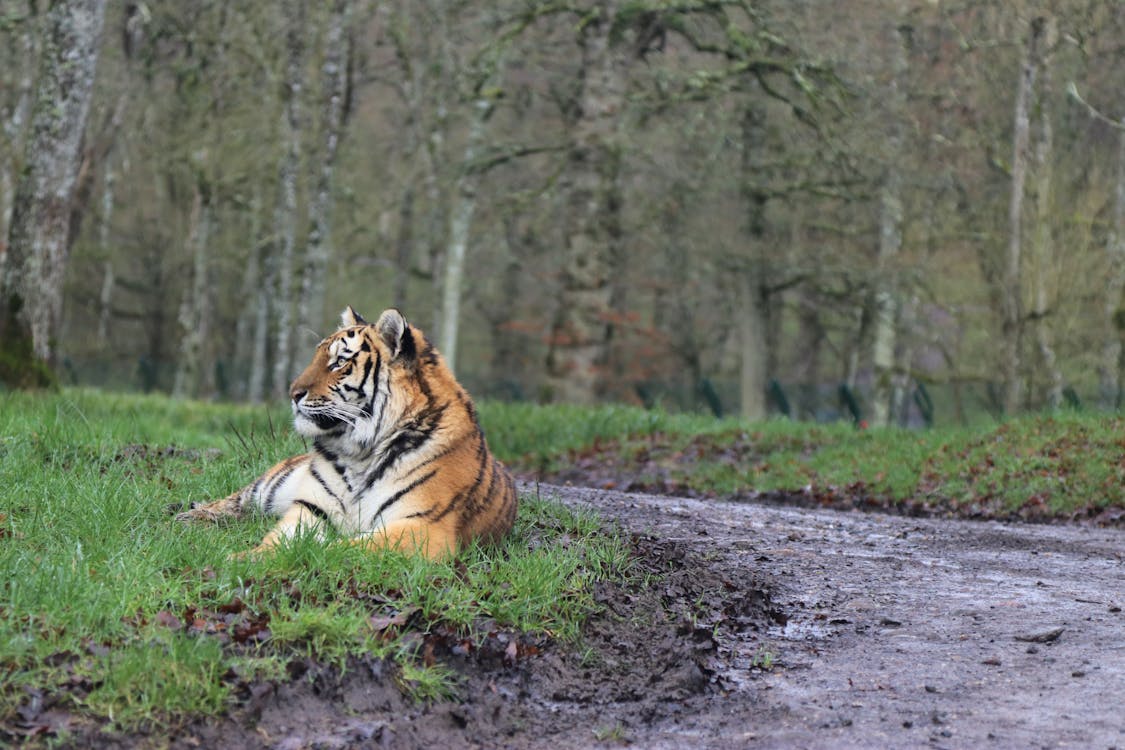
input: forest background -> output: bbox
[2,0,1124,428]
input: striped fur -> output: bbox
[177,307,519,559]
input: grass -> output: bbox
[479,400,742,469]
[479,401,1125,521]
[0,389,631,733]
[3,391,1120,736]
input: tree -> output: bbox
[736,96,771,421]
[1028,14,1063,408]
[1068,83,1125,409]
[0,6,35,250]
[870,12,910,427]
[1,0,107,386]
[438,88,495,375]
[436,13,521,375]
[297,0,352,340]
[172,179,213,398]
[1105,120,1125,408]
[270,0,307,398]
[1001,15,1048,415]
[543,3,629,405]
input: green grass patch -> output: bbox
[0,389,630,733]
[482,402,1125,522]
[479,400,741,469]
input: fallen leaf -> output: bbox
[217,597,246,615]
[154,610,182,630]
[232,619,271,644]
[423,640,436,668]
[368,606,420,633]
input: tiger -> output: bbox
[176,306,519,560]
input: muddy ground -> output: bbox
[69,483,1123,750]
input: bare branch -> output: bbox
[1066,82,1125,131]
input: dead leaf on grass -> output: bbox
[368,606,420,633]
[154,610,182,630]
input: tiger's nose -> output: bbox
[291,387,307,405]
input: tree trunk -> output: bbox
[0,11,35,262]
[386,13,426,316]
[654,190,707,396]
[248,251,273,404]
[95,134,118,345]
[1029,17,1063,409]
[489,214,527,391]
[439,90,496,374]
[393,188,415,311]
[235,187,270,403]
[840,286,872,398]
[1,0,106,386]
[426,7,457,337]
[545,5,627,404]
[792,289,824,420]
[298,0,350,340]
[173,186,213,399]
[870,16,909,428]
[271,0,307,398]
[1101,120,1125,410]
[869,166,903,425]
[737,95,772,421]
[97,260,113,342]
[99,154,116,251]
[1002,16,1045,416]
[737,271,769,421]
[891,292,918,425]
[233,210,258,398]
[439,179,473,374]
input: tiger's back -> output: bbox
[177,307,518,559]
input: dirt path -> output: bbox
[542,484,1125,749]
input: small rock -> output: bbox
[981,657,1002,666]
[1013,626,1064,643]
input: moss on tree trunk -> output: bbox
[0,297,57,390]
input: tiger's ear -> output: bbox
[375,308,414,360]
[339,306,368,329]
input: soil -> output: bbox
[53,484,1125,749]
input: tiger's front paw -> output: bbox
[174,502,233,524]
[175,504,215,524]
[174,495,243,524]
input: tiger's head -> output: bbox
[289,306,425,448]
